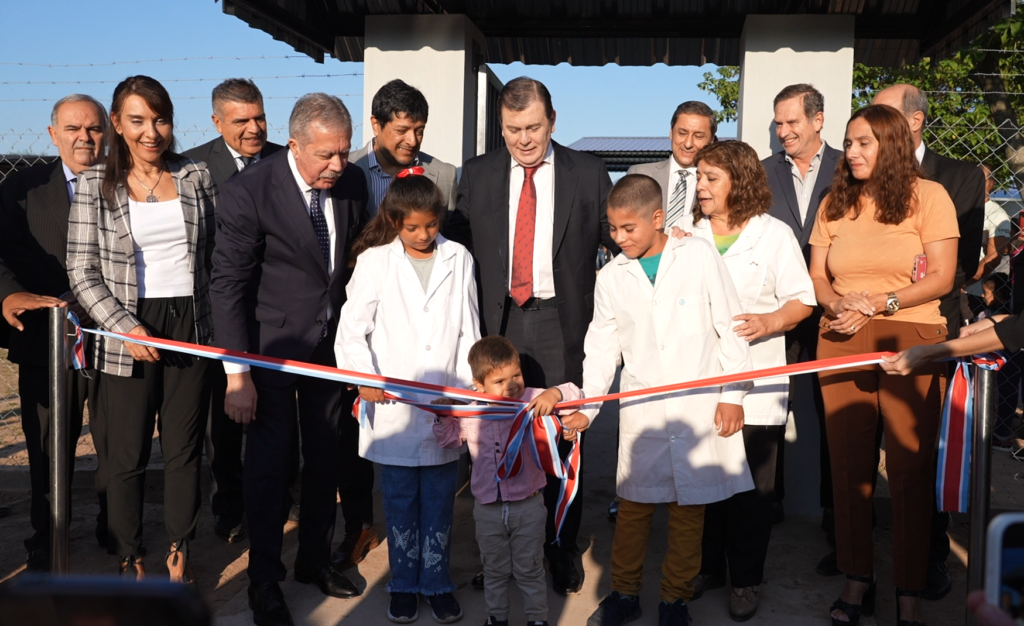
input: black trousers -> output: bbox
[502,303,584,557]
[700,425,780,588]
[19,364,93,553]
[98,297,211,556]
[205,365,244,524]
[337,386,374,533]
[782,309,832,510]
[245,333,342,583]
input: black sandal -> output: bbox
[830,574,876,625]
[166,541,194,585]
[119,555,145,581]
[896,588,926,626]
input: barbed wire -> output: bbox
[0,55,313,68]
[1,73,363,86]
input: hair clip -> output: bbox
[396,166,425,178]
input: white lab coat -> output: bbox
[580,235,755,505]
[688,214,816,425]
[336,235,480,467]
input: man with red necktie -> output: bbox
[446,76,618,595]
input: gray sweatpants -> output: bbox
[474,492,549,622]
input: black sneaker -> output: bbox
[526,622,549,626]
[586,591,642,626]
[472,571,485,590]
[427,592,463,623]
[483,618,507,626]
[388,592,419,623]
[658,599,692,625]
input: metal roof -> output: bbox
[221,0,1010,68]
[569,137,672,152]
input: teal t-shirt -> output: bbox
[638,252,662,285]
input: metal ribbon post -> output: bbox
[966,364,996,625]
[48,306,69,574]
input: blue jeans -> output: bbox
[380,461,459,595]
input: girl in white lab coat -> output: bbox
[337,170,480,624]
[685,141,815,621]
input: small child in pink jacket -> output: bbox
[433,336,582,626]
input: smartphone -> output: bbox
[986,513,1024,617]
[913,254,928,283]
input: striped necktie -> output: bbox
[665,170,689,230]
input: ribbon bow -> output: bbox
[936,352,1006,512]
[396,166,425,178]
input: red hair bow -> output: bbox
[397,166,425,178]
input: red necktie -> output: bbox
[511,165,541,306]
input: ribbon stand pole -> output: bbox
[48,306,69,575]
[966,364,996,625]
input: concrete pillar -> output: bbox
[737,15,854,160]
[362,15,485,167]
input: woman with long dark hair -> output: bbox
[809,104,959,626]
[67,75,216,582]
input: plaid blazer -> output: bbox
[67,157,217,376]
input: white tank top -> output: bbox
[127,197,192,298]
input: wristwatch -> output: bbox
[885,292,900,315]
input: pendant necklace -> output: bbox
[132,168,164,203]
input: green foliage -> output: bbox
[697,66,739,124]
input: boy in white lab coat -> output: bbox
[561,174,754,626]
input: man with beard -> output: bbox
[350,79,458,216]
[0,94,107,569]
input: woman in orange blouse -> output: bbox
[809,104,959,626]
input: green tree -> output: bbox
[698,4,1024,193]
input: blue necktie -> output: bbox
[309,189,331,272]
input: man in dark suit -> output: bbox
[762,83,843,578]
[183,79,285,546]
[445,77,618,595]
[0,94,106,570]
[874,83,986,602]
[211,93,366,626]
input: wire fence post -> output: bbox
[48,306,69,575]
[966,364,996,625]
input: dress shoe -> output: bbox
[658,599,691,626]
[547,552,583,595]
[816,550,842,576]
[214,516,247,544]
[587,591,642,626]
[294,562,360,598]
[922,561,951,600]
[331,527,380,570]
[248,581,294,626]
[689,573,725,601]
[729,586,759,622]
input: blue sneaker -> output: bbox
[658,599,692,625]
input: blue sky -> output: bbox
[0,0,733,155]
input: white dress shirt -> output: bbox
[915,141,926,165]
[507,144,556,299]
[666,158,698,228]
[223,151,338,375]
[225,142,261,172]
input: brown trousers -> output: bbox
[817,318,947,591]
[610,498,705,602]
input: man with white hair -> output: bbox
[211,93,368,626]
[0,93,107,571]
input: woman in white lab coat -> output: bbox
[336,172,480,623]
[684,141,815,621]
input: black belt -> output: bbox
[516,297,557,311]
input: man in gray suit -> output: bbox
[350,79,457,216]
[626,101,717,230]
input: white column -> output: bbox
[362,15,484,167]
[737,15,854,159]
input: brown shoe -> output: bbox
[331,528,380,571]
[729,586,759,622]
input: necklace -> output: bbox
[131,168,164,203]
